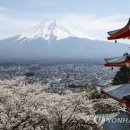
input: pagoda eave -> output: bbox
[107,30,130,40]
[107,18,130,40]
[98,84,130,109]
[100,89,122,102]
[104,62,130,67]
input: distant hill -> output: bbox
[0,19,129,63]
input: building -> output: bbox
[97,18,130,130]
[107,18,130,40]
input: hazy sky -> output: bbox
[0,0,130,43]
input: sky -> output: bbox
[0,0,130,43]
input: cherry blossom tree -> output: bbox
[0,77,101,130]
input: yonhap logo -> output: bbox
[94,114,105,126]
[108,117,130,124]
[94,113,130,126]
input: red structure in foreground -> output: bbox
[95,18,130,130]
[100,19,130,111]
[100,84,130,111]
[107,18,130,40]
[104,54,130,67]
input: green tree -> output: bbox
[112,66,130,85]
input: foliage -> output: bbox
[112,66,130,85]
[93,102,117,114]
[25,72,35,77]
[0,77,98,130]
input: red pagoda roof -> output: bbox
[104,54,130,67]
[107,18,130,40]
[98,83,130,108]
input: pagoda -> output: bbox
[104,53,130,67]
[100,18,130,111]
[107,18,130,40]
[97,18,130,130]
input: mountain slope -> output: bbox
[0,19,129,63]
[18,19,90,41]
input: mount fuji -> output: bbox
[0,19,129,63]
[18,19,90,41]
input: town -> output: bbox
[0,63,119,130]
[0,63,117,94]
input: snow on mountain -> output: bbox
[0,19,129,62]
[18,19,90,41]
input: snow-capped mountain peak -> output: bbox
[18,19,90,41]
